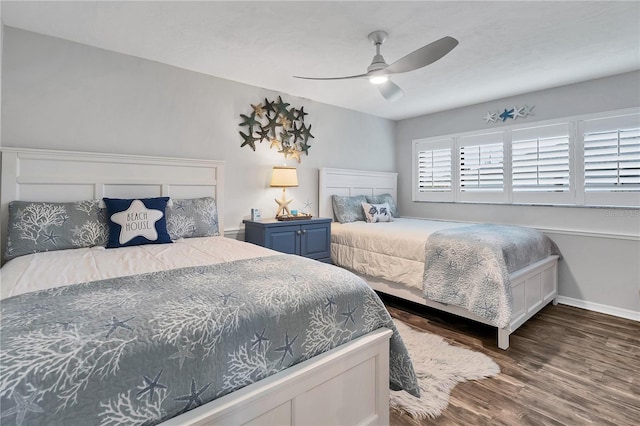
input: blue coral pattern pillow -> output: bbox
[165,197,219,240]
[362,202,393,223]
[366,193,398,218]
[332,195,367,223]
[5,200,108,260]
[103,197,172,248]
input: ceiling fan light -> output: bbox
[369,74,388,85]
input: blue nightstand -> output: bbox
[243,217,332,263]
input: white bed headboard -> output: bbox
[318,168,398,220]
[1,148,225,263]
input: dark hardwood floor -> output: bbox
[382,295,640,426]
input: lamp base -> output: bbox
[274,188,293,218]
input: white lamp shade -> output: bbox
[270,166,299,187]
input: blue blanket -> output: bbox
[1,255,419,425]
[423,224,560,328]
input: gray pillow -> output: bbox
[332,195,367,223]
[366,193,398,218]
[5,200,108,261]
[165,197,219,240]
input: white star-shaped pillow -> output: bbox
[110,199,164,244]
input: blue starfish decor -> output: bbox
[483,105,535,124]
[239,96,314,163]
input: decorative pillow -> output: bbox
[5,200,108,261]
[332,195,367,223]
[103,197,172,248]
[362,202,393,223]
[366,193,398,218]
[165,197,219,240]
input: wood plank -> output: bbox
[385,297,640,425]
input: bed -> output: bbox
[319,167,560,350]
[0,149,420,426]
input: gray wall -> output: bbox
[396,72,640,317]
[1,27,395,235]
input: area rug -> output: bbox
[391,319,500,419]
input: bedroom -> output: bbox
[0,1,638,425]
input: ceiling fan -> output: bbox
[294,31,458,101]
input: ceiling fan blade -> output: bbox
[293,73,367,81]
[379,80,404,101]
[385,36,458,75]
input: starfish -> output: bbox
[136,369,167,403]
[57,320,74,330]
[523,104,535,117]
[239,131,259,151]
[301,123,315,142]
[290,123,304,142]
[174,378,211,413]
[341,304,357,327]
[172,200,186,211]
[263,98,276,115]
[262,114,279,136]
[251,102,265,118]
[435,248,444,259]
[251,328,269,352]
[273,96,290,116]
[299,140,311,155]
[499,109,514,122]
[511,106,525,119]
[295,106,308,120]
[447,260,456,270]
[279,130,292,149]
[169,341,195,369]
[104,315,134,338]
[257,126,271,143]
[324,297,337,314]
[239,112,258,129]
[483,111,497,124]
[288,148,302,163]
[275,332,298,366]
[269,138,282,150]
[278,146,292,159]
[2,391,43,426]
[278,114,292,130]
[42,229,60,244]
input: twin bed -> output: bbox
[0,149,419,426]
[319,168,560,350]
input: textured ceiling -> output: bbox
[2,1,639,120]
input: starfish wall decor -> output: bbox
[239,96,314,163]
[483,105,535,124]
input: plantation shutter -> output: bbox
[512,123,570,193]
[418,148,451,191]
[458,132,504,202]
[584,115,640,192]
[413,139,453,202]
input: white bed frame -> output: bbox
[1,149,392,426]
[319,167,559,350]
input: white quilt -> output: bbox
[0,236,277,299]
[331,218,467,290]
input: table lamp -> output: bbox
[270,166,298,217]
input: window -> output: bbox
[512,123,571,204]
[413,139,453,202]
[583,114,640,206]
[459,132,504,202]
[412,109,640,207]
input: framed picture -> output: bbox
[251,208,262,221]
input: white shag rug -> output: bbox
[391,319,500,420]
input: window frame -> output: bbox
[412,138,455,202]
[411,107,640,208]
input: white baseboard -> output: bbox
[557,296,640,321]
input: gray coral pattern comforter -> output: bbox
[0,255,419,425]
[423,224,560,328]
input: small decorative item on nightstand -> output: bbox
[251,208,261,221]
